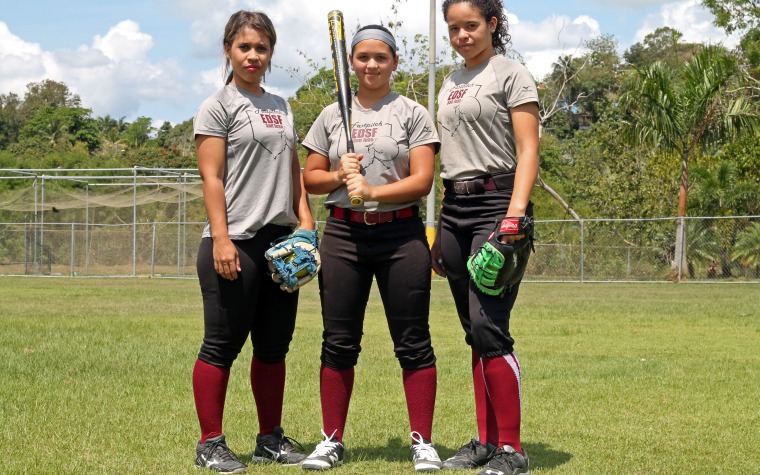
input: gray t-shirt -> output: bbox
[194,84,298,239]
[302,91,440,212]
[437,55,538,180]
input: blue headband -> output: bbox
[351,28,397,53]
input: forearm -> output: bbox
[364,144,435,204]
[303,150,346,195]
[506,103,540,216]
[506,153,538,216]
[292,157,316,230]
[365,174,432,203]
[303,168,345,195]
[202,178,230,239]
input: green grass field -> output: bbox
[1,277,758,474]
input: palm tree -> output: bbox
[95,115,128,153]
[684,219,720,278]
[690,161,760,276]
[732,223,760,277]
[620,45,760,279]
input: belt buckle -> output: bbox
[363,212,377,225]
[453,181,471,195]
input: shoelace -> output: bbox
[453,438,480,456]
[312,429,342,456]
[489,447,520,469]
[280,433,306,453]
[410,431,440,461]
[206,440,239,462]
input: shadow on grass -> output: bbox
[347,436,430,463]
[522,441,572,471]
[239,437,571,471]
[347,438,572,470]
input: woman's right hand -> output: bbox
[213,237,241,280]
[339,153,364,182]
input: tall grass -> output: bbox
[1,277,757,474]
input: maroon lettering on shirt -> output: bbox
[259,113,284,128]
[352,127,378,143]
[446,86,471,105]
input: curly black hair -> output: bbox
[442,0,511,56]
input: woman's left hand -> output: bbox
[346,173,372,202]
[494,213,526,244]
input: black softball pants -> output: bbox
[196,224,299,368]
[318,216,436,371]
[439,189,533,357]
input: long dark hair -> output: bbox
[222,10,277,84]
[442,0,510,55]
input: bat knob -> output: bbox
[350,196,364,206]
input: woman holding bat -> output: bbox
[431,1,540,474]
[191,10,315,474]
[301,24,442,472]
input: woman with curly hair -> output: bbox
[432,1,539,474]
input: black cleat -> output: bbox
[475,445,529,475]
[195,434,247,474]
[252,426,307,465]
[442,437,497,469]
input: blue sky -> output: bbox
[0,0,736,126]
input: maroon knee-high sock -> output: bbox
[473,350,498,445]
[193,359,230,443]
[320,365,354,443]
[251,357,285,436]
[482,353,522,452]
[402,365,437,441]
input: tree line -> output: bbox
[0,1,758,224]
[0,79,196,170]
[1,0,758,276]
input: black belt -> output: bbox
[331,206,418,225]
[443,173,515,195]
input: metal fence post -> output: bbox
[33,177,38,273]
[424,0,437,244]
[85,184,89,275]
[151,222,157,277]
[177,178,181,276]
[133,167,137,276]
[580,219,585,283]
[676,216,684,282]
[182,173,188,275]
[24,221,28,275]
[40,176,45,255]
[178,173,187,275]
[70,223,75,276]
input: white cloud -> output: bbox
[1,1,744,125]
[93,20,154,62]
[0,19,189,123]
[510,14,602,80]
[0,22,50,91]
[174,0,452,100]
[634,0,740,47]
[0,21,41,56]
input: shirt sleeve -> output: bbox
[408,102,441,153]
[503,62,539,109]
[301,104,336,157]
[193,96,229,138]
